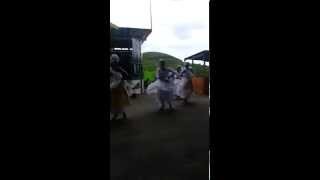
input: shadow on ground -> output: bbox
[110,94,209,180]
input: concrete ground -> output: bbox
[110,94,209,180]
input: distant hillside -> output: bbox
[143,52,183,71]
[142,52,209,82]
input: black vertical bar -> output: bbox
[210,0,217,179]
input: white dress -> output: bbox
[176,68,193,99]
[146,69,175,95]
[146,68,176,109]
[110,67,130,97]
[110,68,122,89]
[173,74,182,97]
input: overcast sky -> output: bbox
[110,0,209,62]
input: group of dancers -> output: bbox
[109,54,194,121]
[146,59,194,112]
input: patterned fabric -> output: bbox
[110,82,130,113]
[158,89,174,102]
[156,68,175,102]
[181,67,193,79]
[110,67,130,113]
[157,68,170,81]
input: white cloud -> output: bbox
[110,0,209,60]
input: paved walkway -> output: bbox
[110,94,209,180]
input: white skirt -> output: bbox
[176,78,193,99]
[173,79,182,96]
[146,80,175,95]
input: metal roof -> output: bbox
[184,50,209,62]
[111,27,152,42]
[110,23,119,30]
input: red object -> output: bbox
[192,77,209,95]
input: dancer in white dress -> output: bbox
[146,60,176,112]
[173,66,183,99]
[178,62,194,104]
[110,54,130,120]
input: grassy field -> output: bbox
[142,52,209,82]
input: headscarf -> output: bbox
[110,54,120,65]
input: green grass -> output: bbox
[142,52,209,82]
[143,70,156,81]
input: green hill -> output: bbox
[142,52,209,82]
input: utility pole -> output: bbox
[150,0,153,31]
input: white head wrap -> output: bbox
[110,54,120,64]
